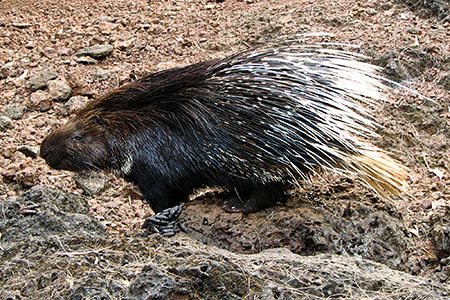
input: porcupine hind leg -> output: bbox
[141,185,189,237]
[224,181,288,213]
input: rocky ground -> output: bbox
[0,0,449,299]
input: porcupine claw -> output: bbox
[142,203,187,237]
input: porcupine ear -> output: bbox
[92,115,107,133]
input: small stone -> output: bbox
[29,90,52,111]
[366,8,377,16]
[26,67,58,91]
[75,56,98,64]
[140,24,151,29]
[75,44,114,58]
[0,63,13,79]
[114,38,136,50]
[17,146,39,159]
[407,27,419,34]
[399,12,410,20]
[118,73,130,83]
[98,16,116,23]
[421,199,432,209]
[0,116,13,131]
[3,103,24,120]
[73,173,110,196]
[65,96,89,114]
[15,166,38,187]
[92,68,111,82]
[206,42,220,51]
[2,163,19,180]
[48,79,72,101]
[24,41,34,49]
[432,225,450,258]
[11,23,33,28]
[439,74,450,90]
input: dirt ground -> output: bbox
[0,0,449,288]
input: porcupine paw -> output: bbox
[142,203,188,237]
[223,198,249,213]
[223,182,288,214]
[222,190,254,213]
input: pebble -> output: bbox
[26,67,58,91]
[366,8,377,16]
[114,38,136,50]
[421,199,432,209]
[75,56,98,64]
[11,23,33,28]
[0,63,13,79]
[0,116,13,131]
[92,68,111,82]
[48,79,72,101]
[65,96,90,114]
[98,16,116,23]
[407,27,419,34]
[439,74,450,90]
[29,90,52,112]
[75,44,114,58]
[3,103,24,120]
[72,173,110,196]
[17,146,39,159]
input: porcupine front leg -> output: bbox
[224,181,288,213]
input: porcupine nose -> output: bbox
[40,136,51,160]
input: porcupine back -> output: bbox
[73,38,407,207]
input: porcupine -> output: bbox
[40,35,408,236]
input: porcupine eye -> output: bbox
[73,135,82,141]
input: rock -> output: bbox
[439,73,450,90]
[24,41,34,49]
[1,62,23,79]
[0,116,13,131]
[75,56,98,64]
[0,63,13,79]
[29,90,52,111]
[15,166,39,187]
[72,173,110,196]
[97,16,116,23]
[48,79,72,101]
[114,38,136,50]
[422,199,432,209]
[433,223,450,259]
[11,23,33,28]
[2,103,24,120]
[92,68,111,82]
[75,44,114,58]
[65,95,90,114]
[366,8,378,16]
[407,27,420,34]
[1,186,450,300]
[26,67,58,91]
[17,145,39,158]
